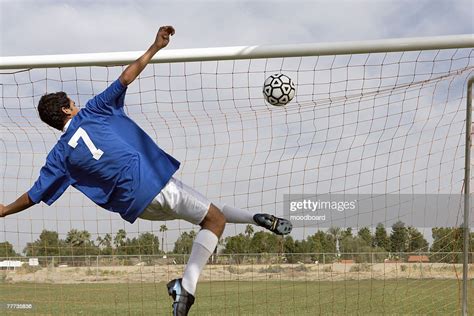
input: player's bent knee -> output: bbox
[208,204,226,226]
[199,204,226,237]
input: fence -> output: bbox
[1,252,472,269]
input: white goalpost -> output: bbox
[1,34,472,68]
[1,35,473,315]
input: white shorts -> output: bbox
[138,177,211,225]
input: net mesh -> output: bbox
[0,47,473,314]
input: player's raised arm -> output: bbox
[0,193,35,218]
[119,26,175,87]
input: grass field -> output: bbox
[1,280,472,315]
[0,280,474,315]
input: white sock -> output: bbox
[181,229,218,296]
[219,204,256,224]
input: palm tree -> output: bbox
[79,230,91,246]
[66,229,90,247]
[97,233,112,250]
[96,236,104,247]
[159,225,168,253]
[103,233,112,249]
[114,229,127,249]
[245,224,254,238]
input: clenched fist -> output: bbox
[153,26,175,50]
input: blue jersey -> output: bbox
[28,79,180,223]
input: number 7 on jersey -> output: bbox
[68,127,104,160]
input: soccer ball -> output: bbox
[263,74,296,106]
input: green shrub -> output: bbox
[259,265,283,273]
[349,263,371,272]
[227,266,253,274]
[17,265,41,274]
[294,264,309,272]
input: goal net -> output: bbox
[1,36,473,314]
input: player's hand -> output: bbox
[0,204,5,217]
[153,26,175,49]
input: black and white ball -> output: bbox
[263,74,296,106]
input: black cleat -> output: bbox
[253,213,292,235]
[167,278,195,316]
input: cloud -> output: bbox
[1,0,472,56]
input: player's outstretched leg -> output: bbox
[167,204,225,316]
[219,204,292,235]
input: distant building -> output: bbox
[28,258,39,266]
[407,255,429,263]
[0,260,23,270]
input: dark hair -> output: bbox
[38,92,70,130]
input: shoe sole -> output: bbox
[275,218,292,235]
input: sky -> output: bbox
[0,0,473,252]
[1,0,473,57]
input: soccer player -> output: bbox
[0,26,292,316]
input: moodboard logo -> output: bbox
[283,194,472,228]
